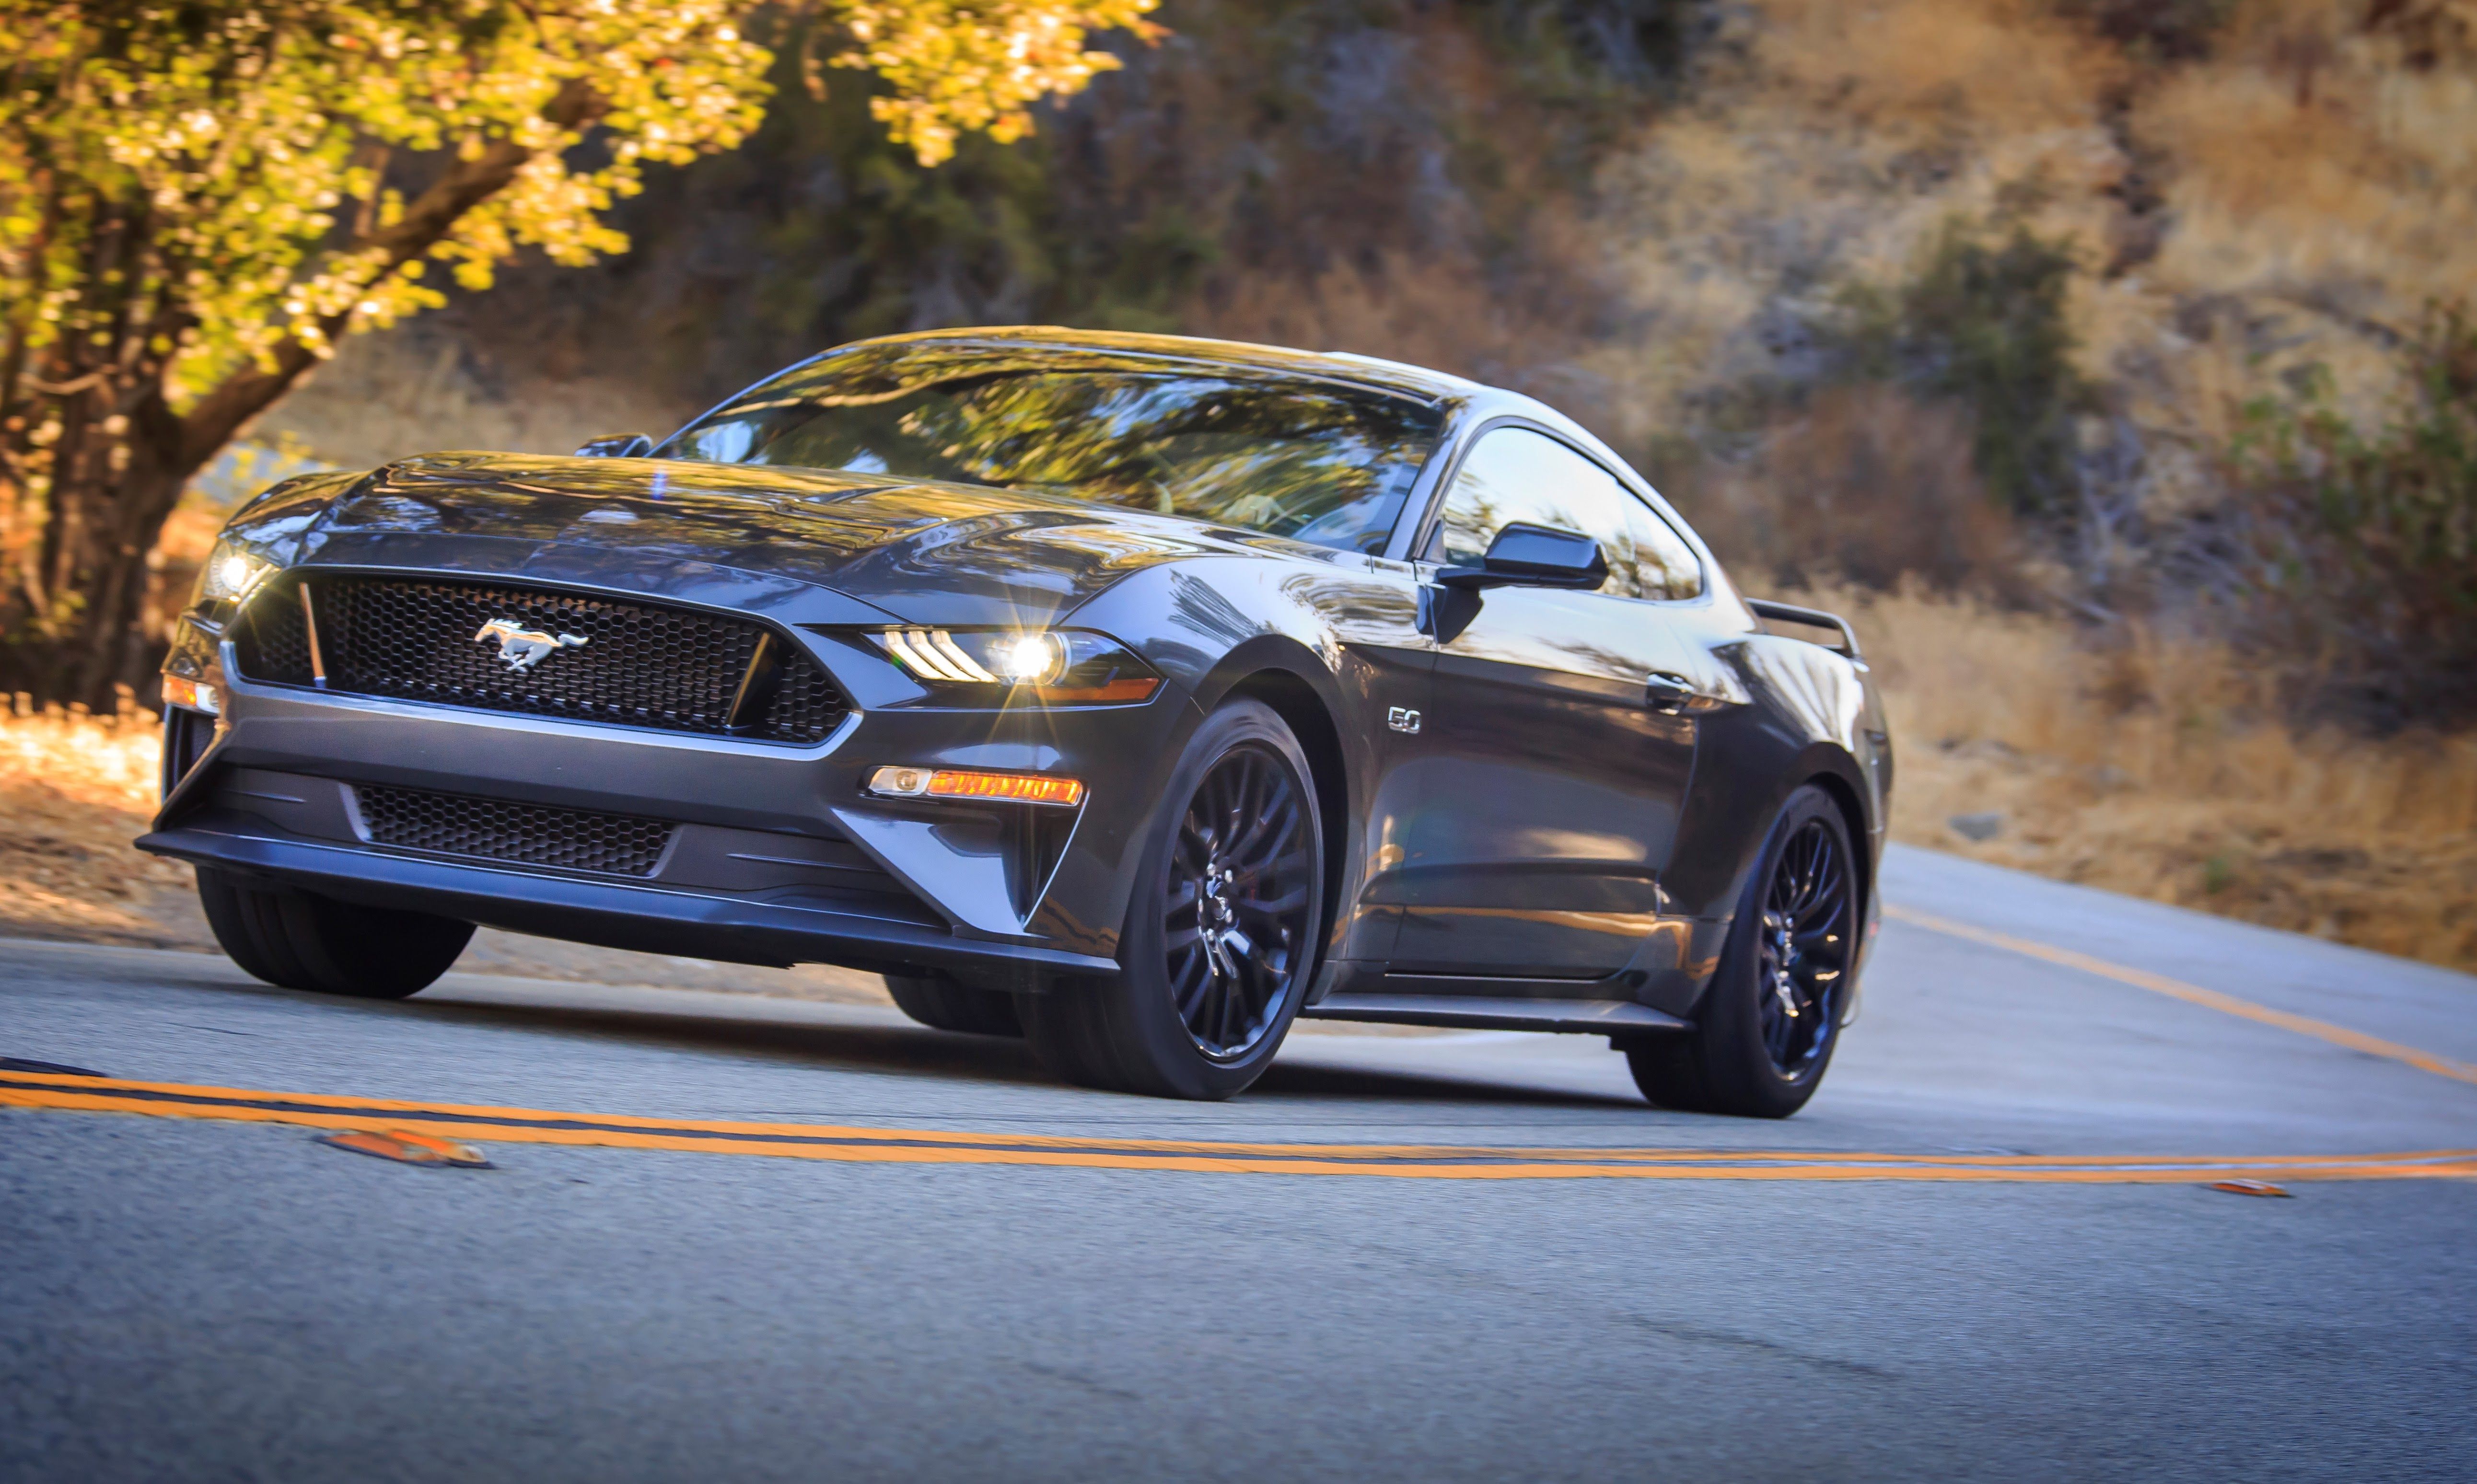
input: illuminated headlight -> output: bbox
[993,632,1065,685]
[874,629,1159,705]
[195,540,275,603]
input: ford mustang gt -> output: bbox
[144,328,1891,1115]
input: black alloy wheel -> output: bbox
[1754,818,1852,1077]
[1623,784,1858,1118]
[1017,699,1324,1100]
[1164,742,1314,1061]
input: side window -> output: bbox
[1433,427,1703,600]
[1624,501,1704,602]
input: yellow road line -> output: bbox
[4,1071,2470,1183]
[1885,904,2477,1089]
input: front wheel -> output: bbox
[1018,699,1324,1100]
[197,868,473,999]
[1625,785,1858,1118]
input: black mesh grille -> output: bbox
[233,575,847,745]
[354,785,675,877]
[242,589,314,682]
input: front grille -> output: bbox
[236,575,848,744]
[353,784,675,877]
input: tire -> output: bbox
[196,867,473,1000]
[1625,785,1858,1118]
[1017,698,1325,1100]
[884,973,1024,1037]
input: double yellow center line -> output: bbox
[5,1069,2470,1183]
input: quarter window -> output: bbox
[1432,427,1702,600]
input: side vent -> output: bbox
[160,707,215,800]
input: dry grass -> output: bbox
[1588,0,2477,515]
[1816,585,2477,971]
[0,697,202,947]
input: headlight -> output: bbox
[874,629,1161,705]
[195,540,276,604]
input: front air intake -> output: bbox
[351,784,677,878]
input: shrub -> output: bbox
[1836,218,2093,520]
[2222,303,2477,728]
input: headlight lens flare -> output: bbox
[196,541,275,603]
[995,632,1064,685]
[873,628,1159,705]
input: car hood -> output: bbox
[227,451,1256,628]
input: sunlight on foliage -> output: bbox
[0,0,1156,704]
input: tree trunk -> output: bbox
[0,81,610,711]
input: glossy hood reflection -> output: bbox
[233,451,1310,627]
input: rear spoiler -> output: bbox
[1746,598,1863,663]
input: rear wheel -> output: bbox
[884,973,1024,1037]
[1018,699,1324,1100]
[1625,785,1856,1118]
[197,868,473,1000]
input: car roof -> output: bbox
[840,326,1489,406]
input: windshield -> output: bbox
[659,351,1442,555]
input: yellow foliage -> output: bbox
[837,1,1166,166]
[0,0,1158,405]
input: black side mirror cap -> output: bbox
[1434,522,1609,591]
[575,433,654,458]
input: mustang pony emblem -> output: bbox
[474,618,589,672]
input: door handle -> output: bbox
[1644,672,1699,712]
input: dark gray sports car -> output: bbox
[146,328,1891,1114]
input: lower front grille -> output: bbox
[352,785,676,878]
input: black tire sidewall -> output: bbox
[1092,698,1325,1100]
[196,868,470,998]
[885,973,1024,1037]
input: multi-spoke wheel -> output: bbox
[1623,784,1859,1117]
[1018,699,1324,1099]
[1163,742,1314,1062]
[1753,818,1851,1077]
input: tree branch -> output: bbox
[174,78,610,473]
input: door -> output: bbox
[1386,425,1708,979]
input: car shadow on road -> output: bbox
[1251,1061,1647,1109]
[423,999,1644,1108]
[95,960,1651,1111]
[403,997,1072,1088]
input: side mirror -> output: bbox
[1434,522,1609,591]
[575,433,654,458]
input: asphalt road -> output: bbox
[5,845,2474,1483]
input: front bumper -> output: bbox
[148,607,1192,986]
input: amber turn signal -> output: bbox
[163,675,219,715]
[869,765,1084,807]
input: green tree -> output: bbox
[0,0,1157,705]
